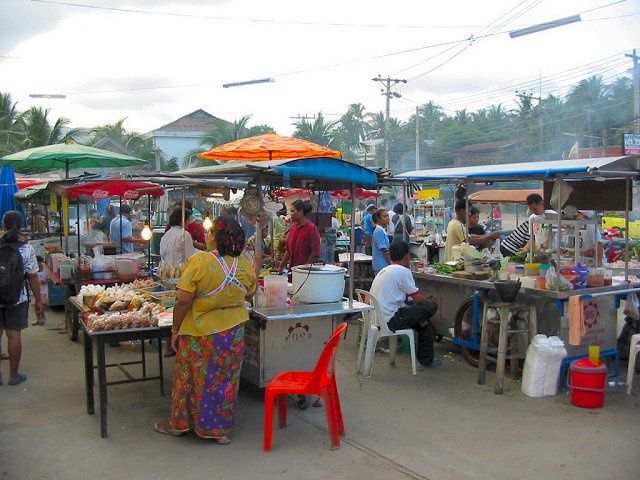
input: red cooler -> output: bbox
[568,358,607,408]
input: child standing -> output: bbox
[31,256,50,326]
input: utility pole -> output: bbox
[290,114,317,122]
[625,49,640,134]
[516,90,543,152]
[415,106,420,170]
[372,76,406,169]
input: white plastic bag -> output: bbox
[521,334,568,397]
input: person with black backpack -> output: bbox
[0,211,42,386]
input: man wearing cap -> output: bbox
[362,204,377,255]
[109,205,149,253]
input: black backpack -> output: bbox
[0,238,26,307]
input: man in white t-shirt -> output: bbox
[370,241,441,367]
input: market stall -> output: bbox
[397,156,640,371]
[178,153,379,389]
[55,180,165,340]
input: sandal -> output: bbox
[154,420,185,436]
[8,373,27,386]
[0,353,9,360]
[215,436,231,445]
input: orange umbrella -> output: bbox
[199,132,342,161]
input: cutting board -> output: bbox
[452,270,492,280]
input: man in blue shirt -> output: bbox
[109,204,148,253]
[362,204,377,255]
[372,209,391,274]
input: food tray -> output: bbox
[150,290,177,307]
[155,276,179,290]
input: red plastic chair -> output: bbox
[264,323,347,451]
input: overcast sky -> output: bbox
[1,0,639,135]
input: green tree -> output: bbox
[17,106,74,149]
[87,117,155,164]
[334,103,369,158]
[292,113,339,148]
[0,92,21,155]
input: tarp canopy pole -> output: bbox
[348,183,356,308]
[625,178,630,282]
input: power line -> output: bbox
[392,50,635,113]
[405,0,546,82]
[27,0,630,29]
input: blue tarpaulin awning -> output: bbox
[176,157,379,188]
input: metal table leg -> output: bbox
[84,330,95,415]
[141,340,146,378]
[97,336,108,438]
[158,334,165,396]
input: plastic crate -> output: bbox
[47,283,66,307]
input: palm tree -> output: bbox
[17,106,74,149]
[566,76,609,147]
[454,109,469,126]
[200,115,253,148]
[335,103,368,157]
[89,118,130,145]
[0,92,21,155]
[292,113,338,148]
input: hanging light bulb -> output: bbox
[203,216,213,231]
[141,224,153,241]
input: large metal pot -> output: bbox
[291,263,347,304]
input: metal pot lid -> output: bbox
[292,264,347,274]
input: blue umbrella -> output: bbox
[0,166,26,225]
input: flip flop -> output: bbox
[215,436,231,445]
[154,420,185,436]
[8,373,27,386]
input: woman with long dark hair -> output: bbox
[0,211,43,386]
[154,216,256,443]
[277,200,321,270]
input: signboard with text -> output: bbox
[623,133,640,155]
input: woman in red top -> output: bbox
[166,201,206,250]
[278,200,321,270]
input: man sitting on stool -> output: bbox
[370,241,441,368]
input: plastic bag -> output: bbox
[522,334,568,397]
[545,265,573,291]
[624,293,640,321]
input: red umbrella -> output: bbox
[331,188,379,200]
[64,180,164,200]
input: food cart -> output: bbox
[177,156,379,390]
[397,156,640,372]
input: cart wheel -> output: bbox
[453,297,497,368]
[296,395,309,410]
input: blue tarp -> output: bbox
[271,158,378,187]
[0,166,26,225]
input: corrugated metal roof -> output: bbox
[398,156,640,182]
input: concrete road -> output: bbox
[0,308,638,480]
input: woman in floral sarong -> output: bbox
[155,216,256,443]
